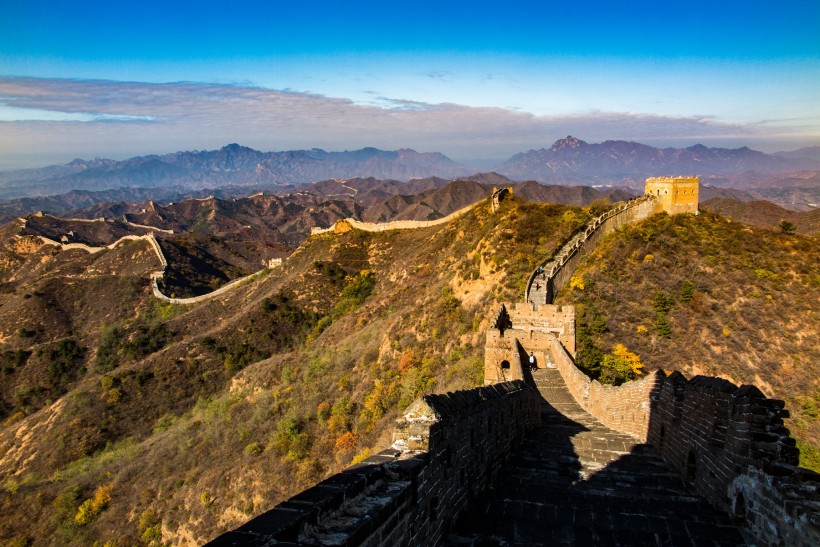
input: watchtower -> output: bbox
[645,176,699,215]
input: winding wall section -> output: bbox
[525,196,661,304]
[310,200,481,235]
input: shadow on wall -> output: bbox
[645,373,820,546]
[447,377,749,545]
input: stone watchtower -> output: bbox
[645,176,699,215]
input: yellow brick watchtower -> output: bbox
[645,176,699,215]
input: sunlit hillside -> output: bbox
[0,197,590,544]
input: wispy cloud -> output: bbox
[0,76,813,169]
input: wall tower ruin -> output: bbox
[645,176,699,215]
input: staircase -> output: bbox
[447,369,746,545]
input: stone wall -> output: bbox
[545,331,660,440]
[206,381,541,546]
[645,176,699,215]
[309,200,481,235]
[484,303,575,384]
[525,196,662,304]
[543,331,820,545]
[508,302,575,355]
[728,465,820,547]
[646,373,819,545]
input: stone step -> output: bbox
[446,357,745,545]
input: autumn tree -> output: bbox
[599,344,645,385]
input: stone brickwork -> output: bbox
[526,196,662,304]
[645,176,699,215]
[490,186,512,212]
[484,303,575,385]
[543,329,660,440]
[647,373,819,545]
[309,200,481,236]
[495,307,820,546]
[728,465,820,547]
[206,381,540,546]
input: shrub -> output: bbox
[575,328,603,376]
[1,349,31,373]
[122,323,171,361]
[796,438,820,472]
[95,325,122,372]
[334,432,357,452]
[316,402,331,421]
[138,509,162,544]
[598,344,645,385]
[652,290,675,313]
[655,312,672,338]
[351,448,371,465]
[75,484,112,526]
[40,339,86,387]
[52,485,80,537]
[244,442,264,456]
[779,220,796,234]
[272,414,310,460]
[680,280,694,303]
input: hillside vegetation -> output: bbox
[0,197,590,545]
[556,211,820,468]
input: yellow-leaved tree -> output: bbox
[599,344,644,386]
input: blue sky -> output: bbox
[0,0,818,169]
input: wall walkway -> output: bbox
[206,382,540,546]
[526,196,661,304]
[447,368,746,545]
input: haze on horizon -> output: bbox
[0,0,818,170]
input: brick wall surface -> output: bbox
[545,331,660,440]
[647,373,819,545]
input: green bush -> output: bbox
[655,312,672,338]
[40,339,86,387]
[244,442,264,456]
[1,349,31,374]
[652,290,675,313]
[272,414,310,460]
[680,280,694,303]
[95,325,123,372]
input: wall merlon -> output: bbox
[208,381,539,546]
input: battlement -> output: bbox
[207,382,540,546]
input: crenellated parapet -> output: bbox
[647,373,819,546]
[525,195,662,304]
[206,381,540,546]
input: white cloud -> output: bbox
[0,76,814,169]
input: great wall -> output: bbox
[15,214,283,306]
[209,177,819,546]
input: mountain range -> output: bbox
[497,136,820,185]
[9,176,635,297]
[1,138,818,201]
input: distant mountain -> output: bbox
[496,136,820,184]
[774,146,820,161]
[0,144,471,199]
